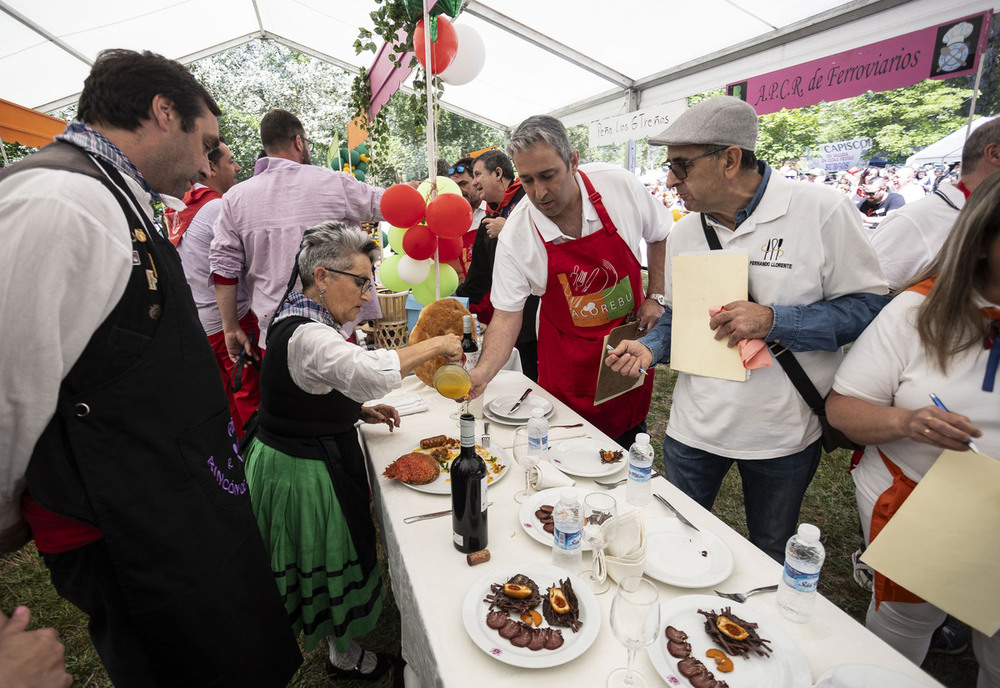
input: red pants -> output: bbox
[207,310,262,438]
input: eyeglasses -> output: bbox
[324,267,372,295]
[448,164,468,175]
[292,134,314,150]
[660,147,728,180]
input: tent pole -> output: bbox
[422,0,441,301]
[965,56,986,142]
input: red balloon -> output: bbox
[437,236,463,262]
[380,184,425,228]
[402,224,438,261]
[425,193,472,239]
[413,16,458,75]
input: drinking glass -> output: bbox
[580,493,617,594]
[607,576,660,688]
[511,426,539,504]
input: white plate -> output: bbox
[547,437,626,478]
[813,663,930,688]
[397,444,510,495]
[517,486,595,551]
[643,517,735,588]
[488,394,554,423]
[648,594,812,688]
[461,561,601,668]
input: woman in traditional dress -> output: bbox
[244,221,462,681]
[827,171,1000,686]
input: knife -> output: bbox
[507,388,533,415]
[404,502,494,524]
[653,493,700,532]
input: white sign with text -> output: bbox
[589,100,688,147]
[814,136,873,171]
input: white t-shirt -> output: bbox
[490,163,672,312]
[869,184,964,292]
[0,165,142,529]
[664,174,887,459]
[833,290,1000,504]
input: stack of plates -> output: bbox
[484,394,555,425]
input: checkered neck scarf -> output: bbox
[273,290,337,329]
[55,121,161,203]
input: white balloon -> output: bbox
[439,23,486,86]
[397,255,432,285]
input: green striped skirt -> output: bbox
[244,438,384,652]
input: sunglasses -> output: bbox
[448,164,468,175]
[660,147,728,180]
[324,267,372,295]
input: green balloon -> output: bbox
[355,161,369,173]
[381,230,389,248]
[353,169,366,182]
[356,143,370,156]
[378,254,410,293]
[387,225,408,253]
[350,150,361,166]
[411,263,459,305]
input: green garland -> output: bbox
[350,0,460,178]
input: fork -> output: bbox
[713,584,779,603]
[594,470,658,489]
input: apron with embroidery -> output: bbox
[535,170,654,438]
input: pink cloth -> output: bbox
[209,157,384,340]
[708,305,773,370]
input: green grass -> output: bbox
[1,370,979,686]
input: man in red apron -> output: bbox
[468,115,670,446]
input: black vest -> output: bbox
[2,142,302,687]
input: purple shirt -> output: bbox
[209,157,385,340]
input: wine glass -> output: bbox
[580,493,617,593]
[607,576,660,688]
[511,426,539,504]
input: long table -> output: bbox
[360,370,944,688]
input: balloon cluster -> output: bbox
[413,16,486,85]
[332,142,371,182]
[379,178,473,305]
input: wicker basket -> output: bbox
[377,289,409,322]
[374,319,409,350]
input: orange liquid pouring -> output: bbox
[434,365,471,400]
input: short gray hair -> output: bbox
[297,221,378,289]
[508,115,573,168]
[962,118,1000,175]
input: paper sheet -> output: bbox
[669,251,748,382]
[861,449,1000,635]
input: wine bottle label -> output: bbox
[463,350,480,370]
[453,532,463,547]
[480,479,488,512]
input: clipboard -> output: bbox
[594,320,645,405]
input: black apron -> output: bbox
[8,142,302,687]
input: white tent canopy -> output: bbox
[1,0,997,132]
[906,115,998,166]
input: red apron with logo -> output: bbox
[535,170,654,439]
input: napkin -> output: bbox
[598,509,647,584]
[708,305,773,370]
[530,461,575,490]
[365,392,427,417]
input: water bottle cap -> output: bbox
[797,523,821,542]
[531,407,544,418]
[635,433,650,445]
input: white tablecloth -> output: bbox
[360,370,943,688]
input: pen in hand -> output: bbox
[928,393,980,454]
[606,345,648,377]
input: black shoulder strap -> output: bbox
[933,188,961,211]
[700,213,827,416]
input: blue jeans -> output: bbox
[662,435,823,562]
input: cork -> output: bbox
[466,549,491,566]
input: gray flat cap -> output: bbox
[649,95,758,149]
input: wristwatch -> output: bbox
[647,293,666,306]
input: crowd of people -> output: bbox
[1,49,998,688]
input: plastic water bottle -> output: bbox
[777,523,826,623]
[527,407,549,459]
[626,433,654,506]
[552,490,583,571]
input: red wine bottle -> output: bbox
[451,413,488,553]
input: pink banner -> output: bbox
[727,12,992,115]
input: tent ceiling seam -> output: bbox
[0,0,92,66]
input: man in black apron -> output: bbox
[0,49,301,687]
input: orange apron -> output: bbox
[870,448,925,609]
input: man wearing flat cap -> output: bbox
[608,96,888,561]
